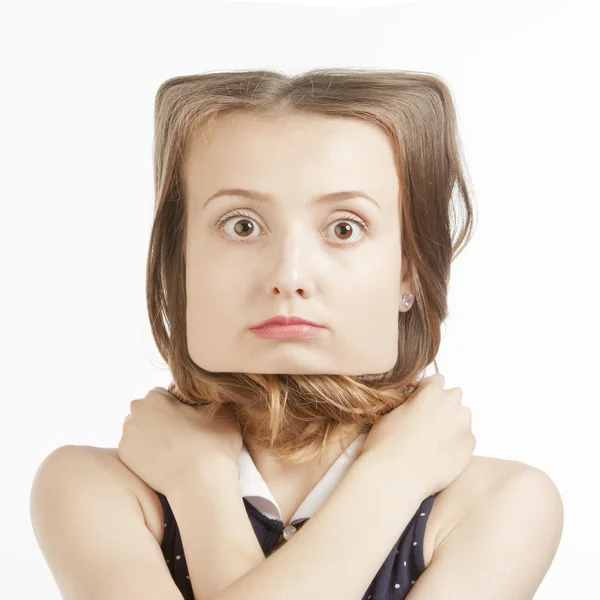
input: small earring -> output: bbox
[401,292,413,309]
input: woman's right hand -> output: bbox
[359,373,476,498]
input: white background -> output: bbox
[1,0,597,598]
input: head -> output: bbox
[147,68,476,464]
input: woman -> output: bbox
[30,68,563,600]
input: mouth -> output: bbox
[249,322,325,340]
[250,315,323,329]
[248,314,326,340]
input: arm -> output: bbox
[169,452,426,600]
[167,457,266,600]
[404,466,564,600]
[29,446,185,600]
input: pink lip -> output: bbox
[249,315,325,340]
[250,315,323,328]
[250,323,325,340]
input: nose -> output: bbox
[264,229,317,300]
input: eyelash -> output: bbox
[214,209,369,247]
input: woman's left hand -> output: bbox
[118,384,243,495]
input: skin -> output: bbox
[29,111,563,600]
[183,111,414,504]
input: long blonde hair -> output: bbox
[146,67,476,464]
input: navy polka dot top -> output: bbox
[158,491,436,600]
[156,433,437,599]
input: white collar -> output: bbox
[237,433,368,524]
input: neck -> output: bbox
[244,426,362,480]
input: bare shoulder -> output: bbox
[84,446,168,545]
[423,455,532,568]
[29,445,183,600]
[33,445,167,546]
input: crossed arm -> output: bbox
[168,455,564,600]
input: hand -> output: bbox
[359,373,476,497]
[118,384,243,495]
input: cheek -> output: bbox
[186,262,253,318]
[354,259,398,289]
[187,255,230,295]
[348,264,400,311]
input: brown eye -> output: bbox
[334,222,353,241]
[325,216,368,245]
[233,219,255,237]
[216,210,368,246]
[217,211,262,241]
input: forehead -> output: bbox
[183,112,400,205]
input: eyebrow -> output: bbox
[202,188,382,211]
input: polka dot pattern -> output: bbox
[157,491,437,600]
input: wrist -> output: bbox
[356,448,430,500]
[165,454,240,499]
